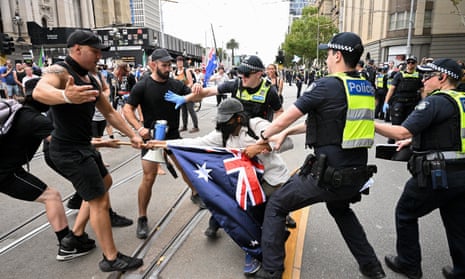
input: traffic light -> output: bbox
[276,50,285,64]
[1,33,15,55]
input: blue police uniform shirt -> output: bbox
[294,73,368,168]
[402,94,456,137]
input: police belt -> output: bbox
[408,151,465,175]
[392,95,418,103]
[313,165,377,189]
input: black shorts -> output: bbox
[0,168,47,201]
[91,120,107,138]
[49,140,109,201]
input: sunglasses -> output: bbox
[407,61,416,64]
[239,71,258,78]
[422,72,442,81]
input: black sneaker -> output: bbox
[442,266,454,279]
[204,226,219,238]
[67,192,83,210]
[190,194,207,209]
[360,261,386,279]
[136,216,149,239]
[385,255,422,279]
[109,208,133,227]
[254,267,283,279]
[56,232,96,261]
[99,252,143,272]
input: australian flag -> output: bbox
[203,48,217,87]
[168,145,265,257]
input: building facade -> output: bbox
[318,0,465,66]
[0,0,202,65]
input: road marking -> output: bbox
[283,206,310,279]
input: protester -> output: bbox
[253,32,385,279]
[375,58,465,279]
[122,48,203,240]
[32,29,144,272]
[0,84,96,261]
[209,65,229,106]
[174,56,199,133]
[0,60,21,99]
[147,98,293,276]
[266,64,284,104]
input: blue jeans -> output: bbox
[6,84,20,97]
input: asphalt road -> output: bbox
[0,82,451,279]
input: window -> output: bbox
[389,11,415,31]
[424,10,432,28]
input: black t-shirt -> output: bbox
[218,78,282,117]
[0,106,53,173]
[127,76,190,139]
[294,73,368,168]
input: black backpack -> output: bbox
[0,99,23,138]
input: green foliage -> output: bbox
[282,6,338,67]
[226,39,239,65]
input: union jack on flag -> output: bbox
[168,145,266,257]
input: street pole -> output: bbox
[406,0,415,57]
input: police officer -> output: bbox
[166,54,283,122]
[375,58,465,279]
[383,56,424,142]
[254,32,385,279]
[374,66,389,119]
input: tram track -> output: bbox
[0,152,140,255]
[105,186,208,279]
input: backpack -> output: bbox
[190,69,197,84]
[0,99,23,138]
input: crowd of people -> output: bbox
[1,28,465,279]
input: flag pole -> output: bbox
[210,23,218,54]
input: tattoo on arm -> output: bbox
[44,68,66,75]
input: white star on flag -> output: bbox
[194,162,212,182]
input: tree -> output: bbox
[217,47,227,63]
[282,6,338,68]
[226,39,239,66]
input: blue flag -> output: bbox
[203,48,217,87]
[168,145,265,257]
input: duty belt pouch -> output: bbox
[408,153,448,189]
[427,152,448,190]
[312,154,327,187]
[298,154,317,177]
[408,156,429,188]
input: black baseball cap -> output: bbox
[216,98,244,123]
[417,58,463,80]
[237,55,265,74]
[67,30,110,51]
[151,49,174,62]
[318,32,364,56]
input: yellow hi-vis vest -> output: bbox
[236,78,270,104]
[432,90,465,155]
[329,73,375,149]
[376,73,385,89]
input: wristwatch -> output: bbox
[260,130,268,141]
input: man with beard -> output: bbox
[123,48,199,240]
